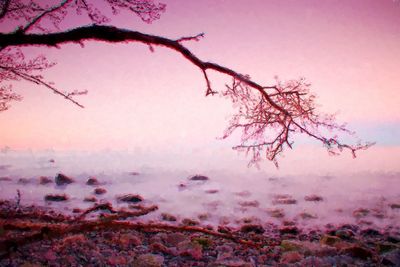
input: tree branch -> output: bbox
[0,25,287,114]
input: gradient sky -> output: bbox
[0,0,399,172]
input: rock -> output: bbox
[39,176,53,185]
[44,194,69,202]
[381,249,400,266]
[164,233,188,246]
[72,208,81,213]
[335,229,354,240]
[240,224,265,234]
[93,187,107,195]
[280,251,304,264]
[55,173,74,186]
[161,212,177,222]
[299,212,317,220]
[279,226,300,235]
[18,178,31,184]
[205,189,219,194]
[84,196,97,202]
[320,235,341,246]
[192,237,213,248]
[86,177,100,186]
[376,242,398,254]
[238,200,259,207]
[234,191,251,198]
[133,253,164,267]
[304,194,324,202]
[197,213,209,221]
[129,171,140,176]
[341,245,373,259]
[181,218,199,226]
[177,240,203,260]
[216,258,253,267]
[267,208,285,218]
[273,194,297,205]
[281,240,336,257]
[116,194,143,203]
[116,233,142,249]
[49,159,55,163]
[390,203,400,209]
[188,175,209,181]
[0,177,12,181]
[281,240,304,252]
[361,228,382,238]
[352,208,369,218]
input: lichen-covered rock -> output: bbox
[55,173,74,186]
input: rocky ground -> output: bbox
[0,198,400,267]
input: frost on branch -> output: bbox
[222,77,374,167]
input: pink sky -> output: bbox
[1,0,400,172]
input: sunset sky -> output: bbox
[0,0,399,173]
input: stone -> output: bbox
[205,189,219,194]
[55,173,74,186]
[84,196,97,202]
[181,218,199,226]
[279,226,300,235]
[390,203,400,209]
[133,254,164,267]
[161,212,177,222]
[0,177,12,181]
[188,175,209,181]
[238,200,260,207]
[352,208,369,218]
[18,178,31,184]
[273,194,297,205]
[93,187,107,195]
[44,194,69,202]
[39,176,53,185]
[341,245,373,259]
[164,233,188,246]
[320,235,341,246]
[177,240,203,260]
[376,242,398,254]
[116,233,142,249]
[116,194,143,203]
[361,228,382,237]
[299,212,317,220]
[240,224,265,234]
[381,249,400,266]
[267,208,285,218]
[280,251,304,264]
[304,194,324,202]
[86,177,100,186]
[335,229,354,240]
